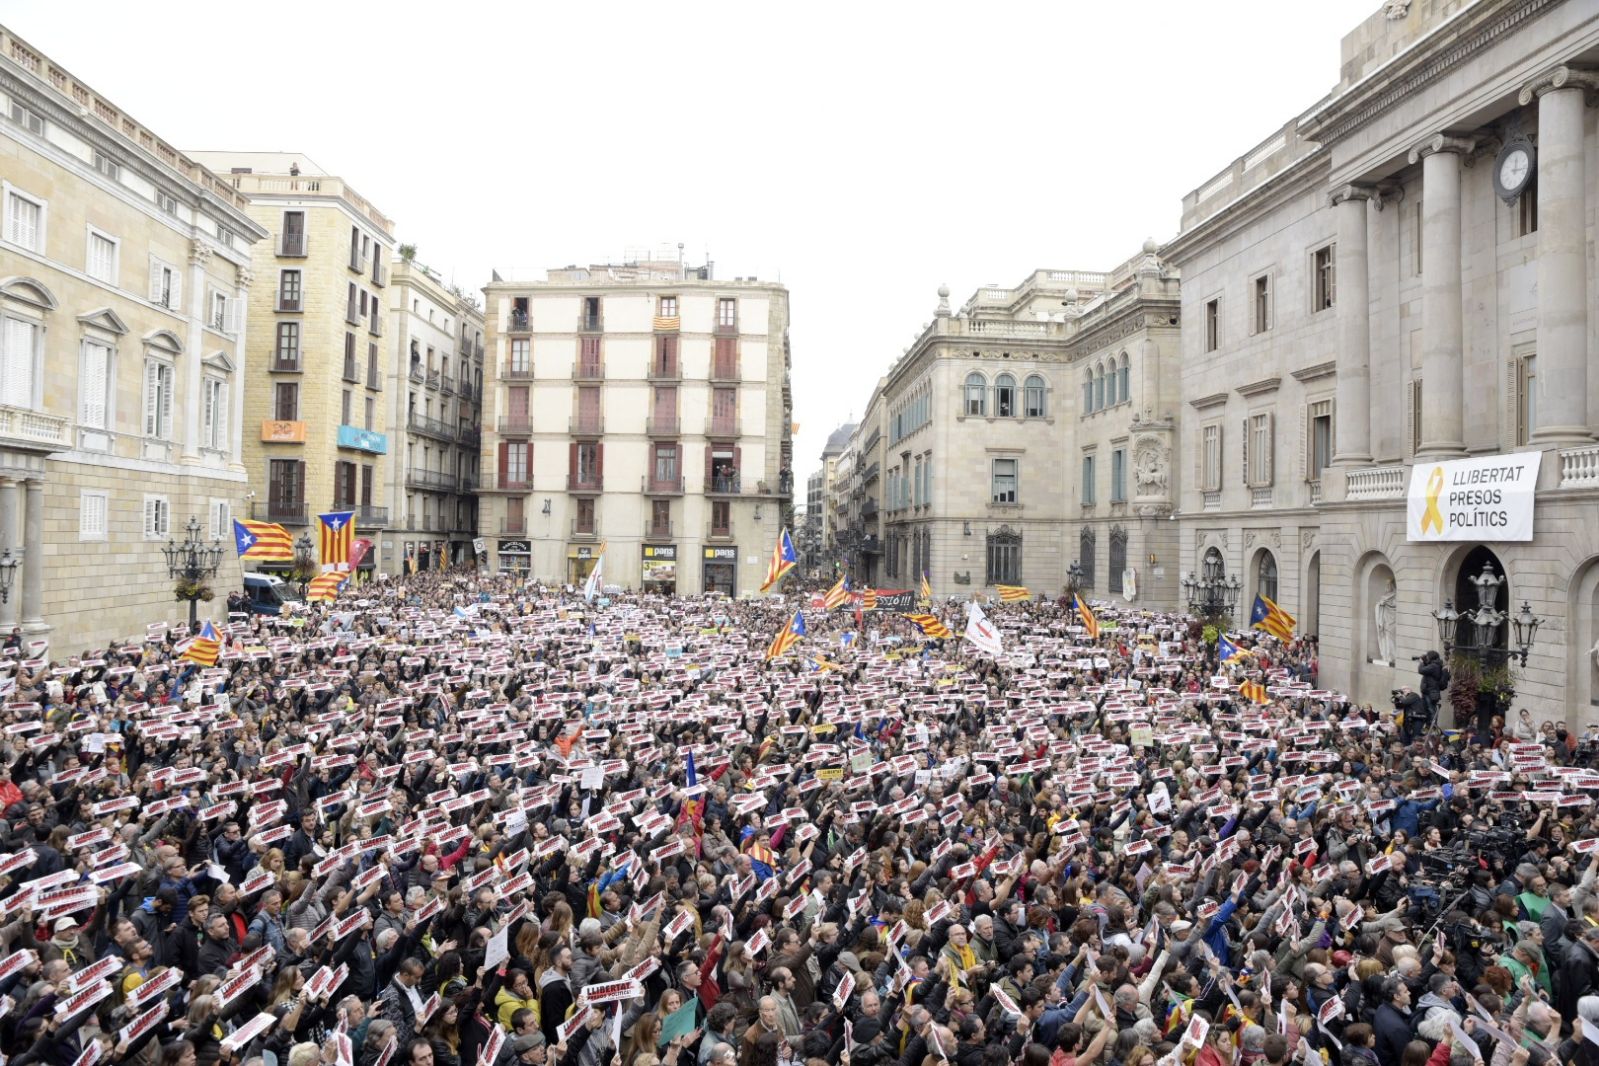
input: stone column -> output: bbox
[0,479,19,630]
[1408,135,1475,459]
[1521,67,1597,445]
[182,243,212,461]
[1331,185,1374,465]
[21,479,44,632]
[231,267,252,466]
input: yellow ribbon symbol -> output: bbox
[1420,466,1445,534]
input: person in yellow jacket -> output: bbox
[495,969,540,1031]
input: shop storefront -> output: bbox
[642,544,677,594]
[567,544,599,585]
[497,539,530,574]
[703,545,736,596]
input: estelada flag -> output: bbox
[232,520,293,562]
[317,511,355,570]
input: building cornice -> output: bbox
[1235,376,1282,398]
[1066,295,1181,361]
[1162,149,1330,265]
[1297,0,1559,148]
[1189,392,1229,410]
[1290,360,1338,383]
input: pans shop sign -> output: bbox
[1406,452,1541,542]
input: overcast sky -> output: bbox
[7,0,1379,488]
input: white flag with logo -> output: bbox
[964,601,1003,658]
[583,550,605,603]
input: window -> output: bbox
[1079,528,1096,590]
[278,270,302,311]
[8,101,44,135]
[149,257,180,309]
[1256,552,1279,603]
[990,458,1018,505]
[274,382,299,421]
[79,491,108,541]
[1516,183,1538,238]
[1109,527,1127,595]
[581,296,601,330]
[1201,424,1222,492]
[964,373,986,416]
[3,318,38,408]
[5,188,44,252]
[202,379,228,450]
[1024,375,1046,418]
[994,374,1016,418]
[1312,245,1335,311]
[341,390,352,426]
[1082,370,1093,415]
[658,296,677,318]
[1204,299,1219,352]
[1117,355,1129,404]
[1081,454,1096,506]
[1094,366,1105,411]
[210,292,230,332]
[1412,200,1424,275]
[1516,355,1536,446]
[90,150,120,182]
[275,322,301,369]
[360,466,374,507]
[79,340,111,430]
[1410,379,1423,455]
[717,298,737,328]
[653,443,678,483]
[711,499,731,535]
[343,333,358,381]
[1111,449,1126,503]
[576,442,600,484]
[912,456,923,506]
[208,499,231,540]
[143,496,170,539]
[218,227,234,250]
[144,360,174,438]
[985,527,1021,585]
[269,459,304,511]
[1253,275,1271,333]
[334,461,356,508]
[364,396,374,431]
[367,343,380,389]
[1247,413,1274,487]
[575,497,596,534]
[156,193,177,217]
[1308,400,1333,481]
[509,338,531,373]
[86,229,117,283]
[503,441,531,483]
[651,499,671,535]
[281,211,306,256]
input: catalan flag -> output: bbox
[1238,679,1271,705]
[232,519,294,562]
[180,620,222,667]
[903,613,953,640]
[996,584,1030,603]
[861,588,878,610]
[1250,594,1296,641]
[759,529,798,593]
[806,655,843,672]
[1217,634,1242,663]
[305,571,348,604]
[764,609,806,661]
[823,574,850,610]
[317,511,356,570]
[920,571,933,604]
[1072,594,1100,640]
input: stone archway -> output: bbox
[1305,550,1321,639]
[1568,557,1599,710]
[1353,551,1397,666]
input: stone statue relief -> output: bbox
[1375,581,1397,664]
[1134,443,1168,496]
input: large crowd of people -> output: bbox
[0,568,1594,1066]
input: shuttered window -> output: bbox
[80,341,110,428]
[144,360,174,438]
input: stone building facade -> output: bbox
[385,260,483,568]
[1163,0,1599,719]
[189,152,397,576]
[0,26,264,649]
[480,258,793,595]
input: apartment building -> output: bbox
[0,26,264,648]
[189,152,395,575]
[387,259,484,569]
[481,256,793,595]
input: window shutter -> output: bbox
[148,256,163,303]
[215,382,229,446]
[169,269,182,312]
[497,442,508,482]
[144,362,159,436]
[144,498,156,538]
[596,443,604,482]
[733,446,741,482]
[202,379,215,442]
[160,366,173,439]
[81,345,106,428]
[568,442,578,482]
[1241,419,1249,486]
[705,444,714,488]
[1264,412,1274,485]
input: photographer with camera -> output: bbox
[1392,684,1426,745]
[1419,648,1449,722]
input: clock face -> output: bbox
[1499,148,1531,192]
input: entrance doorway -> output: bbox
[1450,545,1509,658]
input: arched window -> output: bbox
[1079,527,1096,590]
[1203,546,1225,582]
[1257,551,1279,603]
[1118,353,1130,404]
[1082,369,1093,415]
[994,373,1016,418]
[1024,375,1046,418]
[1108,526,1128,595]
[1104,362,1117,407]
[986,525,1022,585]
[1094,365,1105,411]
[964,372,986,416]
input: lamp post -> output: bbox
[1066,561,1083,598]
[0,549,17,604]
[1431,561,1541,729]
[1181,569,1241,622]
[292,532,315,599]
[162,516,226,628]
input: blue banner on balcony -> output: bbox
[337,425,388,454]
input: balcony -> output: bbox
[276,293,301,313]
[459,337,471,357]
[501,363,534,381]
[356,505,389,527]
[707,524,734,541]
[271,353,302,373]
[369,315,383,337]
[408,413,455,442]
[706,474,742,495]
[342,360,360,384]
[645,416,679,437]
[475,340,484,359]
[706,416,740,438]
[709,358,740,383]
[570,414,605,436]
[252,500,307,525]
[714,320,738,336]
[861,497,878,520]
[652,315,680,332]
[578,314,602,332]
[371,261,387,287]
[425,370,440,390]
[862,461,880,484]
[567,472,603,493]
[441,377,455,397]
[861,535,882,554]
[569,518,599,539]
[408,363,424,384]
[345,302,362,327]
[573,359,604,382]
[1345,464,1407,500]
[495,473,530,491]
[458,426,481,448]
[644,519,674,540]
[643,475,684,496]
[501,516,527,535]
[406,468,458,492]
[460,476,476,493]
[647,360,681,382]
[507,311,531,334]
[497,416,532,437]
[279,233,306,257]
[349,250,367,274]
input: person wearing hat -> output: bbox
[39,915,85,967]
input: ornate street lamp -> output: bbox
[1431,599,1460,656]
[1066,561,1083,597]
[292,532,316,599]
[1510,601,1541,667]
[162,516,226,628]
[0,549,18,604]
[1182,568,1241,620]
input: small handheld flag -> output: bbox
[919,571,932,604]
[1250,594,1296,641]
[232,520,294,562]
[305,571,349,604]
[764,610,806,661]
[760,530,798,593]
[1072,594,1100,640]
[823,574,850,610]
[180,621,222,667]
[1238,679,1270,705]
[903,613,953,640]
[1217,635,1242,663]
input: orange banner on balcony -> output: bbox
[652,315,680,331]
[261,420,306,443]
